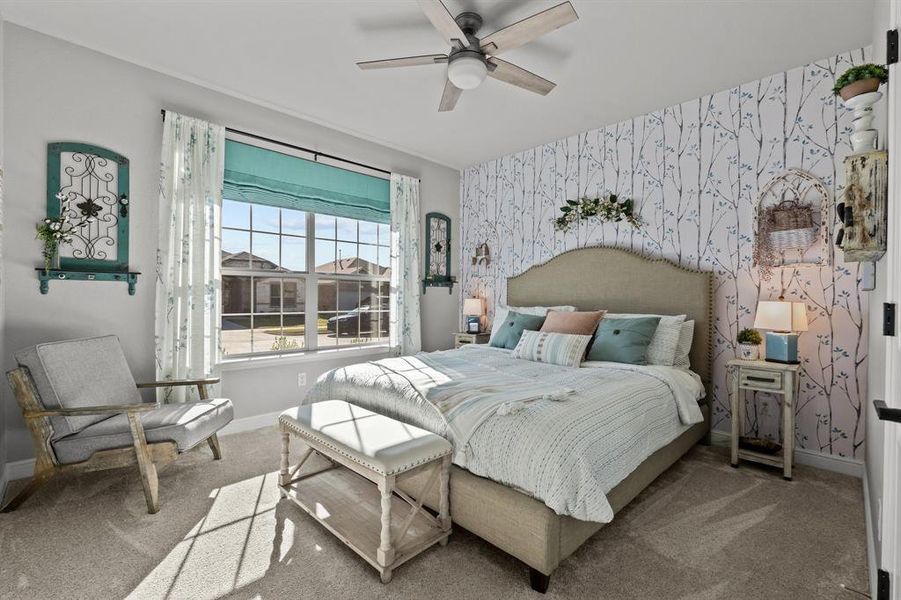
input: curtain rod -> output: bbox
[160,109,398,178]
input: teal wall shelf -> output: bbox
[37,269,139,295]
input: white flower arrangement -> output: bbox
[36,190,82,272]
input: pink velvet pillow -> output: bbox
[540,310,606,336]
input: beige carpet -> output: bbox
[0,428,868,600]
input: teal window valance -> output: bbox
[223,140,390,224]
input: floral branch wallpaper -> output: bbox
[461,49,870,458]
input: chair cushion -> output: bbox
[15,335,142,439]
[52,398,234,464]
[280,401,451,476]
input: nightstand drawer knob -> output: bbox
[746,376,774,382]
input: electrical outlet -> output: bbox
[297,372,307,387]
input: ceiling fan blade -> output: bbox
[487,58,556,95]
[480,1,578,55]
[439,79,463,112]
[418,0,470,47]
[357,54,449,70]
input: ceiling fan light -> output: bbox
[448,55,487,90]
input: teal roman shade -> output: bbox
[223,140,390,224]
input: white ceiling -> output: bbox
[0,0,876,169]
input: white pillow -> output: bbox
[490,304,577,340]
[605,313,687,366]
[673,320,695,370]
[512,330,592,368]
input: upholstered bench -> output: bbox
[278,400,452,583]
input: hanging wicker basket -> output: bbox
[766,200,817,250]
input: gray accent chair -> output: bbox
[2,335,234,514]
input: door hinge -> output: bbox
[884,303,896,336]
[889,29,898,65]
[877,569,890,600]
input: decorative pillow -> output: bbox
[673,320,695,369]
[511,330,592,368]
[587,317,661,364]
[490,304,577,340]
[489,311,547,350]
[540,310,606,335]
[605,313,687,366]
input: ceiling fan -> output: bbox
[356,0,579,112]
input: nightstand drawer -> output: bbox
[740,368,782,391]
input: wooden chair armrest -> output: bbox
[136,378,220,389]
[23,402,159,419]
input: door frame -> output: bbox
[882,2,901,597]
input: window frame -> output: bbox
[221,206,391,360]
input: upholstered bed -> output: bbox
[307,246,713,592]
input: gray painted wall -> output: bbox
[2,24,460,464]
[866,0,890,568]
[0,14,7,483]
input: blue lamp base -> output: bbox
[465,315,481,333]
[764,331,800,364]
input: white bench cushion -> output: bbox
[280,401,451,476]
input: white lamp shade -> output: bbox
[463,298,484,316]
[448,55,488,90]
[753,300,809,332]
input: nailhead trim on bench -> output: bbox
[279,414,452,476]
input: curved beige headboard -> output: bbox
[506,246,714,389]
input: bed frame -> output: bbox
[398,246,714,593]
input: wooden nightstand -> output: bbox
[727,359,801,480]
[453,332,490,349]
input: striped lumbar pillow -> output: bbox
[511,330,592,368]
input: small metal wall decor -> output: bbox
[39,142,139,294]
[423,212,456,294]
[471,242,491,267]
[836,150,888,262]
[753,168,830,280]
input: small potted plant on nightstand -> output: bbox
[737,328,763,360]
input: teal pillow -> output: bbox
[489,311,546,350]
[587,317,661,364]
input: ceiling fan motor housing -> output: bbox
[447,11,490,90]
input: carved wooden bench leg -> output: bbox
[438,454,451,546]
[0,468,55,513]
[377,474,396,584]
[207,433,222,460]
[128,412,160,514]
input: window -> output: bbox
[221,199,391,357]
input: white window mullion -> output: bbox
[306,211,318,350]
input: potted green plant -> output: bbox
[737,328,763,360]
[833,64,888,101]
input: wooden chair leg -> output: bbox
[0,469,54,513]
[127,412,160,514]
[207,433,222,460]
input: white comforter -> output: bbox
[304,345,704,523]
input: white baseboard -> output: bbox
[709,430,864,478]
[2,409,286,483]
[863,470,878,597]
[219,409,284,436]
[0,464,8,507]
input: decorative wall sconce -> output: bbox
[38,142,139,294]
[471,243,490,267]
[836,150,888,262]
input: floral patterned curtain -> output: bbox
[389,174,422,355]
[155,111,225,402]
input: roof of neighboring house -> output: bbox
[314,256,389,276]
[221,251,389,276]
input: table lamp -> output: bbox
[753,299,808,364]
[463,298,484,333]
